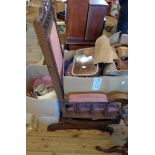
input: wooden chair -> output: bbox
[33,0,127,134]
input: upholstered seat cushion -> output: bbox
[68,93,108,103]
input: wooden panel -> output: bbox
[66,39,95,50]
[66,0,89,40]
[68,44,94,50]
[85,5,106,41]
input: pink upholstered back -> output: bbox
[49,22,63,81]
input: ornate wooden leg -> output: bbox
[96,140,128,155]
[47,118,120,135]
[47,122,113,135]
[99,125,113,135]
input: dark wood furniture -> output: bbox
[96,140,128,155]
[65,0,108,50]
[96,100,128,155]
[33,0,127,134]
[96,131,128,155]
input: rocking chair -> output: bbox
[33,0,128,135]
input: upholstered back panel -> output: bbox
[49,22,63,81]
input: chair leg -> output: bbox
[47,118,120,135]
[96,140,128,155]
[99,125,113,135]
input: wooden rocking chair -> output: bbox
[33,0,128,134]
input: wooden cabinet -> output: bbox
[66,0,108,50]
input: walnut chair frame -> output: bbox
[33,0,127,134]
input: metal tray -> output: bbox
[72,48,99,77]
